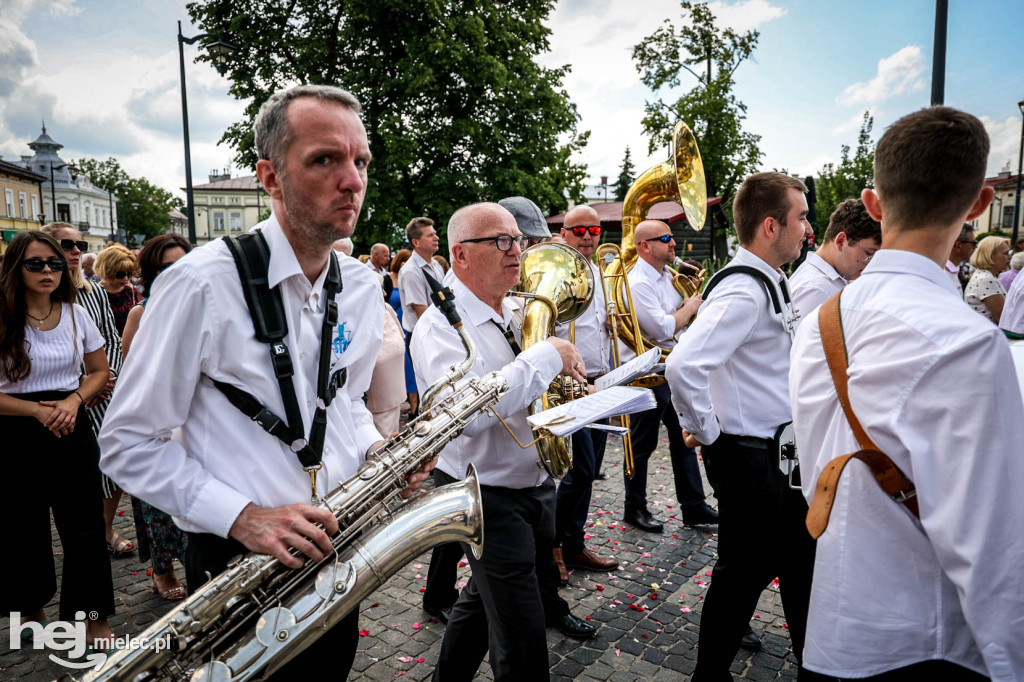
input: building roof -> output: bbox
[546,197,722,227]
[0,159,46,183]
[987,173,1022,190]
[187,175,262,191]
[170,209,187,220]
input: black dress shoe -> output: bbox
[550,613,597,639]
[683,502,719,528]
[594,471,607,481]
[423,604,452,624]
[623,508,664,533]
[739,624,762,652]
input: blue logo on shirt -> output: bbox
[332,321,352,354]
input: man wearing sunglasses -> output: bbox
[620,220,713,534]
[946,224,976,294]
[789,198,881,329]
[411,202,591,680]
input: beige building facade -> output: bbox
[0,160,46,255]
[186,171,269,244]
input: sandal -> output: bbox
[152,584,187,601]
[106,532,135,557]
[18,619,54,644]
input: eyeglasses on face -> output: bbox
[23,258,68,273]
[643,234,674,244]
[567,225,601,237]
[459,234,530,252]
[59,239,89,253]
[958,239,978,246]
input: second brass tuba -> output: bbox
[604,121,709,362]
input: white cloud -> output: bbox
[832,108,875,135]
[981,114,1023,178]
[837,45,926,106]
[707,0,787,33]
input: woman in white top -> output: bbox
[965,236,1011,324]
[0,231,116,648]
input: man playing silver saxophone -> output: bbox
[99,84,430,679]
[411,202,589,681]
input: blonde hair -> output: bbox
[970,236,1009,272]
[95,244,138,282]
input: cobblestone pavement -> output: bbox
[1,428,797,681]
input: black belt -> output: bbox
[718,432,773,451]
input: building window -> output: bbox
[31,194,39,221]
[4,189,13,217]
[230,211,242,231]
[18,192,27,219]
[1003,205,1015,229]
[230,196,241,205]
[85,206,91,225]
[213,196,224,204]
[213,211,226,231]
[58,203,71,223]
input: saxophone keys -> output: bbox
[190,661,232,682]
[255,607,297,647]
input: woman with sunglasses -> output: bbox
[95,245,139,336]
[42,223,135,559]
[120,234,192,600]
[0,231,116,649]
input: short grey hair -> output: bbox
[957,223,975,242]
[1011,251,1024,271]
[254,85,362,166]
[447,203,510,258]
[333,237,354,255]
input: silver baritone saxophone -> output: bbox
[80,283,506,682]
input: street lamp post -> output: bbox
[107,189,116,241]
[1014,99,1024,247]
[178,21,236,246]
[48,162,77,223]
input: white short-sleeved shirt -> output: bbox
[964,269,1006,322]
[1001,268,1024,335]
[397,251,445,332]
[0,303,104,393]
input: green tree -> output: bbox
[186,0,589,253]
[613,147,635,202]
[632,1,763,225]
[74,157,184,244]
[814,111,874,239]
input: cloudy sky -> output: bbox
[2,0,1023,203]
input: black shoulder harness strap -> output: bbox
[702,265,788,315]
[214,231,344,470]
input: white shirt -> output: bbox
[397,251,445,332]
[0,303,103,393]
[410,277,562,488]
[366,260,388,278]
[790,249,1024,681]
[945,259,963,294]
[1001,267,1024,335]
[99,216,385,538]
[788,251,846,329]
[555,260,609,376]
[625,257,682,353]
[667,247,796,444]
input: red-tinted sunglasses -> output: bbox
[568,225,601,237]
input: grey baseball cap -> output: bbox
[498,196,551,240]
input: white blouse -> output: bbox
[0,303,104,393]
[964,269,1006,321]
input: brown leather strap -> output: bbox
[806,449,920,539]
[807,293,920,538]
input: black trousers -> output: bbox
[433,470,564,682]
[186,532,359,680]
[0,392,114,621]
[693,434,816,682]
[423,468,465,612]
[555,422,608,555]
[624,380,706,513]
[799,661,988,681]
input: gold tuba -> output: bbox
[511,241,594,479]
[603,121,709,362]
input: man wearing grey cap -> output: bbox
[499,196,552,246]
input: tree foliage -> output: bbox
[613,147,635,202]
[814,111,874,239]
[632,1,763,211]
[186,0,589,252]
[74,157,183,244]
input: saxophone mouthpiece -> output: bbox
[673,257,699,275]
[424,271,461,329]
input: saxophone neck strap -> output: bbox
[702,264,787,315]
[216,232,344,476]
[805,292,919,540]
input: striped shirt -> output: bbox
[77,281,124,436]
[0,303,104,393]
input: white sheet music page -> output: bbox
[595,347,661,391]
[527,386,656,437]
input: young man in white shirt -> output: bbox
[668,172,816,680]
[397,216,444,335]
[620,219,712,534]
[100,85,429,679]
[792,106,1024,681]
[789,198,880,325]
[411,202,593,680]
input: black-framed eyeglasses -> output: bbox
[459,234,530,252]
[567,225,601,237]
[958,239,978,246]
[23,258,68,273]
[643,234,674,244]
[114,271,132,279]
[59,239,89,253]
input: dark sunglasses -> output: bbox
[114,271,133,279]
[568,225,601,237]
[643,234,674,244]
[23,258,68,273]
[60,239,89,253]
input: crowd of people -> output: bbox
[1,85,1022,682]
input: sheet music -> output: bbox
[595,347,661,391]
[586,422,629,435]
[527,386,656,437]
